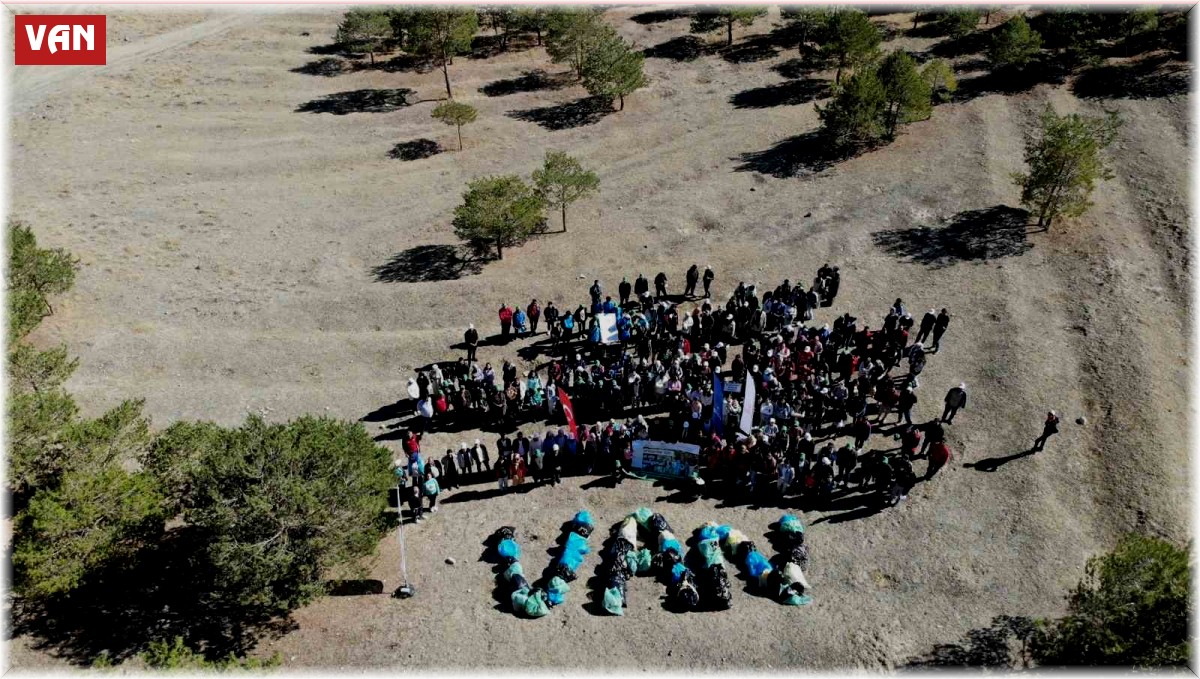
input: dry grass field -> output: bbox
[8,4,1191,670]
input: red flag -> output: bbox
[557,386,578,441]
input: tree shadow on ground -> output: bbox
[1071,55,1191,100]
[324,579,384,596]
[306,42,354,56]
[730,78,829,109]
[772,56,826,80]
[480,69,572,97]
[8,528,297,666]
[296,88,414,114]
[953,61,1070,104]
[507,96,615,131]
[354,54,434,74]
[389,139,443,161]
[630,8,692,24]
[926,23,1005,58]
[291,57,348,77]
[721,36,780,64]
[642,35,715,61]
[372,244,484,283]
[904,615,1037,668]
[871,206,1034,268]
[734,130,861,178]
[470,34,536,60]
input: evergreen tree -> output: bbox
[822,10,882,83]
[545,9,607,79]
[1014,106,1121,230]
[989,14,1043,69]
[878,50,931,138]
[580,31,648,110]
[531,151,600,233]
[335,8,392,65]
[690,8,767,47]
[404,9,479,99]
[816,68,886,149]
[452,175,546,260]
[431,101,478,151]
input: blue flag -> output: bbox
[711,371,725,437]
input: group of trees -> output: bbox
[8,221,397,664]
[453,150,599,259]
[335,8,647,109]
[544,9,647,110]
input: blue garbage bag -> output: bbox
[559,548,586,574]
[661,537,683,556]
[573,510,594,531]
[498,538,520,561]
[698,525,721,542]
[715,525,733,541]
[564,532,590,555]
[547,577,569,606]
[779,514,805,536]
[671,562,689,583]
[745,550,772,580]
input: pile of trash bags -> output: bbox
[692,522,733,610]
[598,509,656,615]
[547,510,594,607]
[643,510,696,610]
[775,514,813,606]
[716,524,774,591]
[495,526,551,618]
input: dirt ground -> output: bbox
[8,5,1192,670]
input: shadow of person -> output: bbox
[964,448,1036,473]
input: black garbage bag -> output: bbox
[572,522,594,538]
[737,540,759,562]
[701,564,732,610]
[670,570,700,610]
[606,570,628,597]
[786,544,809,570]
[651,549,682,574]
[554,562,577,583]
[496,526,517,541]
[510,573,530,592]
[648,513,672,534]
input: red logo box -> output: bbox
[15,15,106,65]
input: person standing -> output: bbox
[619,278,632,306]
[498,304,513,339]
[685,264,699,297]
[407,475,424,522]
[654,271,668,300]
[703,266,715,298]
[528,299,541,335]
[470,438,488,471]
[897,387,918,426]
[441,448,459,491]
[423,471,441,513]
[546,444,562,485]
[925,440,951,480]
[920,419,945,457]
[496,456,510,491]
[932,308,951,352]
[464,324,479,362]
[1033,411,1061,451]
[942,383,967,424]
[915,309,936,345]
[589,280,602,307]
[634,274,649,303]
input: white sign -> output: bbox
[632,440,702,478]
[597,312,619,344]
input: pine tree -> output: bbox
[580,31,648,111]
[532,151,600,233]
[1014,106,1121,230]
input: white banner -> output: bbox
[597,312,619,344]
[738,373,756,439]
[631,440,702,478]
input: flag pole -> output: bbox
[393,480,415,598]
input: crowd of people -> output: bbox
[389,263,1047,521]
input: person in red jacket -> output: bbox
[926,440,951,480]
[498,304,513,339]
[527,299,542,335]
